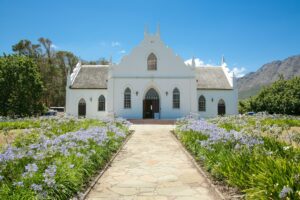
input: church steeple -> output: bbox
[192,56,196,67]
[221,55,226,66]
[144,25,148,37]
[156,24,160,38]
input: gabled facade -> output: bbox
[66,29,238,119]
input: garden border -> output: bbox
[170,130,226,200]
[78,129,135,200]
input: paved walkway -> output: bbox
[86,125,220,200]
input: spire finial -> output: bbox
[156,23,160,37]
[109,55,112,65]
[144,25,148,37]
[192,56,195,67]
[221,55,225,65]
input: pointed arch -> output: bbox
[218,99,226,115]
[98,95,105,111]
[78,98,86,117]
[173,88,180,109]
[145,88,159,100]
[124,87,131,109]
[198,95,206,111]
[147,53,157,70]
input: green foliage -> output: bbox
[261,118,300,127]
[175,129,300,200]
[0,117,130,199]
[11,38,110,107]
[240,76,300,115]
[0,120,41,130]
[0,55,45,117]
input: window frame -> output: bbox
[173,88,180,109]
[147,53,157,71]
[124,88,131,109]
[198,95,206,112]
[98,95,105,111]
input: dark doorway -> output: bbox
[218,99,226,115]
[143,88,159,119]
[78,98,86,117]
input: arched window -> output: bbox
[78,98,86,117]
[198,95,206,111]
[173,88,180,109]
[147,53,157,70]
[218,99,226,115]
[98,95,105,111]
[124,88,131,109]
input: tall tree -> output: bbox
[11,38,107,108]
[12,40,41,58]
[55,51,79,105]
[0,55,45,117]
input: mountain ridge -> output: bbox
[237,55,300,99]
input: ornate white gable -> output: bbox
[111,32,195,78]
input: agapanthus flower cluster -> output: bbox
[0,125,126,165]
[31,183,43,192]
[23,163,38,177]
[279,186,293,199]
[0,116,131,199]
[43,165,57,187]
[178,117,263,149]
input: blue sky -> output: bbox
[0,0,299,76]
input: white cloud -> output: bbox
[111,41,121,47]
[119,50,126,54]
[185,57,246,77]
[51,44,58,49]
[222,63,247,78]
[229,67,247,78]
[185,58,216,67]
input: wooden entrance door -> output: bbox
[143,99,159,118]
[78,98,86,117]
[218,99,226,115]
[143,88,160,119]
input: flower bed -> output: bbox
[0,117,131,199]
[175,116,300,199]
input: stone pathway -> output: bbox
[86,125,220,200]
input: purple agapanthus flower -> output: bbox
[43,165,57,187]
[31,183,43,192]
[25,163,38,173]
[13,181,24,187]
[279,186,292,198]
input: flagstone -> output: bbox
[86,125,221,199]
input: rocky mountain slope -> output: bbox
[238,55,300,99]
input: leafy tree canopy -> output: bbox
[0,55,45,117]
[239,75,300,115]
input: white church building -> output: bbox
[65,28,238,119]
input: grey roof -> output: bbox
[195,67,232,89]
[71,65,109,89]
[70,65,231,90]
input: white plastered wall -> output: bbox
[66,88,108,118]
[196,88,238,118]
[108,78,197,119]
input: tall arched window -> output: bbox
[98,95,105,111]
[124,88,131,109]
[147,53,157,70]
[78,98,86,117]
[198,95,206,111]
[173,88,180,109]
[218,99,226,115]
